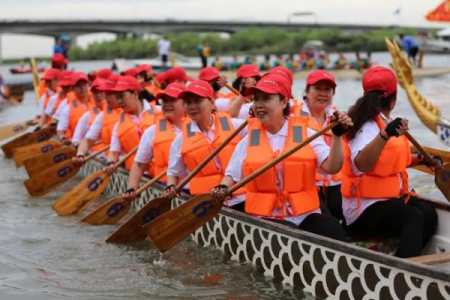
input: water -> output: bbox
[1,54,450,300]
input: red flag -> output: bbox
[426,0,450,22]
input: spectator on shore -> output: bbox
[157,35,171,70]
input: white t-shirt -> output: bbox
[36,90,55,117]
[53,99,68,121]
[342,113,401,226]
[158,39,171,55]
[56,101,89,132]
[167,117,248,190]
[134,123,182,164]
[224,118,329,225]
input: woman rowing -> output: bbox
[291,70,344,220]
[210,74,352,241]
[122,83,186,200]
[342,66,438,258]
[73,74,122,164]
[163,80,248,209]
[103,76,159,174]
[198,66,234,101]
[226,65,261,118]
[71,78,106,148]
[36,70,73,129]
[36,68,60,121]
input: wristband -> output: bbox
[165,184,176,191]
[379,131,389,141]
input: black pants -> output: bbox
[347,196,437,258]
[318,185,343,221]
[267,213,347,242]
[200,56,208,68]
[408,46,419,60]
[229,201,246,212]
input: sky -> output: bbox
[0,0,446,59]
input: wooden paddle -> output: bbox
[53,146,138,216]
[0,120,35,142]
[23,145,109,197]
[79,170,167,225]
[411,146,450,175]
[225,83,251,104]
[1,127,55,158]
[405,132,450,202]
[13,140,62,168]
[106,119,249,243]
[24,147,77,178]
[145,120,339,252]
[407,252,450,265]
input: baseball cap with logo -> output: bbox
[99,74,121,92]
[58,70,74,86]
[165,67,195,83]
[123,68,138,77]
[43,68,61,80]
[306,70,337,88]
[268,66,293,85]
[154,72,166,85]
[96,68,113,79]
[51,53,68,67]
[156,83,186,100]
[244,74,291,99]
[91,78,106,91]
[237,65,261,79]
[362,66,397,96]
[111,76,142,92]
[179,80,214,100]
[71,72,90,86]
[198,66,220,81]
[137,64,153,74]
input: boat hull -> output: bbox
[82,159,450,299]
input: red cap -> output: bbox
[154,72,166,85]
[268,66,293,85]
[362,66,397,96]
[198,66,220,81]
[155,83,185,100]
[244,74,291,99]
[96,68,112,79]
[58,70,73,86]
[179,80,214,100]
[306,70,337,88]
[71,72,89,86]
[51,53,68,67]
[166,67,195,83]
[42,68,61,80]
[137,64,153,74]
[237,65,261,79]
[100,74,121,91]
[123,68,138,77]
[111,76,142,92]
[91,78,106,91]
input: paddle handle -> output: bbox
[405,132,437,167]
[136,170,168,195]
[228,120,339,194]
[225,83,251,104]
[85,145,110,162]
[176,119,248,191]
[114,146,138,168]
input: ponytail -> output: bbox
[345,90,396,141]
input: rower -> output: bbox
[36,68,60,122]
[122,83,186,201]
[292,70,344,220]
[333,52,347,70]
[39,54,67,97]
[71,78,106,148]
[36,70,73,129]
[73,74,122,165]
[103,76,159,174]
[165,67,195,85]
[199,67,234,111]
[163,80,248,209]
[210,74,352,241]
[342,66,438,258]
[227,65,261,118]
[56,72,92,144]
[136,64,157,95]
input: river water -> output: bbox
[0,53,450,300]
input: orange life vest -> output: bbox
[65,97,93,139]
[39,79,47,97]
[341,115,411,210]
[50,92,66,117]
[145,83,163,96]
[153,117,178,182]
[116,107,157,170]
[180,112,243,195]
[243,117,319,218]
[88,103,105,151]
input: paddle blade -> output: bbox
[53,171,111,216]
[106,196,172,243]
[24,147,76,178]
[79,196,132,225]
[435,163,450,202]
[1,127,54,158]
[0,121,30,142]
[13,140,62,168]
[145,194,222,253]
[23,160,80,197]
